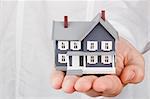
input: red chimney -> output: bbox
[101,10,105,21]
[64,16,68,28]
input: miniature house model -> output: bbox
[52,10,119,75]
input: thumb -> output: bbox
[120,65,144,84]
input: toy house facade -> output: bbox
[52,11,119,75]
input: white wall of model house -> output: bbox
[57,40,113,66]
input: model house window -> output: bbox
[58,41,68,50]
[61,42,65,48]
[70,41,81,50]
[91,56,94,62]
[105,43,109,49]
[101,55,112,64]
[61,55,65,62]
[87,41,98,51]
[101,41,112,51]
[74,42,78,49]
[104,56,109,62]
[90,43,94,49]
[87,56,98,64]
[58,54,68,63]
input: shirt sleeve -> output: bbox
[109,20,137,48]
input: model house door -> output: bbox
[72,56,79,68]
[72,56,84,68]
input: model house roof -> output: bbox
[52,11,119,41]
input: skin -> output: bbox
[51,37,145,97]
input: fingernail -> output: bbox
[126,71,135,82]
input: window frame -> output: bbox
[58,54,68,63]
[70,41,81,50]
[101,41,112,51]
[58,41,69,50]
[87,55,98,64]
[87,41,98,51]
[101,55,112,64]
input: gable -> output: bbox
[82,23,115,52]
[83,23,115,41]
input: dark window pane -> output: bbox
[90,43,94,49]
[69,56,72,66]
[80,56,84,66]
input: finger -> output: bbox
[51,69,65,89]
[62,75,79,93]
[120,65,144,84]
[75,75,97,92]
[93,75,123,96]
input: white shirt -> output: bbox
[0,0,149,99]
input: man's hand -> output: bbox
[51,37,144,97]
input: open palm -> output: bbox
[51,37,144,97]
